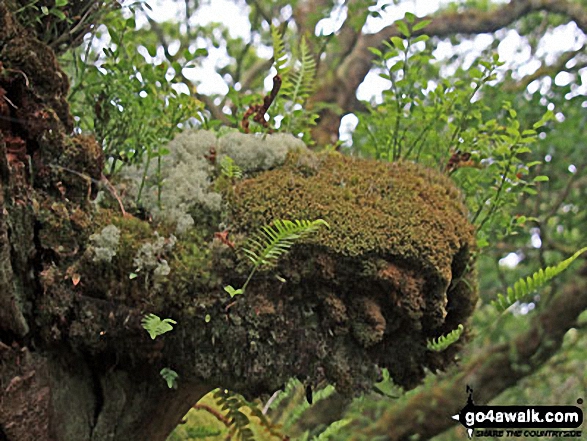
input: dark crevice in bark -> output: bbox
[89,359,105,430]
[0,424,8,441]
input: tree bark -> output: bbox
[0,2,211,439]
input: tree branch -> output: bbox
[311,0,587,145]
[350,265,587,440]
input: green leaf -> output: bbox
[390,37,405,51]
[412,19,431,31]
[412,35,430,44]
[469,68,483,79]
[141,314,177,339]
[224,285,244,297]
[55,0,68,6]
[404,12,416,23]
[533,175,549,182]
[491,247,587,312]
[243,219,330,270]
[368,47,382,57]
[194,48,209,57]
[427,325,464,352]
[160,368,179,389]
[396,21,410,38]
[50,9,66,20]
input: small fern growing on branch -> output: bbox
[141,313,177,339]
[427,324,464,352]
[491,247,587,312]
[220,155,243,179]
[224,219,329,297]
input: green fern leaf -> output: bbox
[160,367,178,389]
[244,219,329,270]
[288,37,316,106]
[271,25,290,78]
[220,155,242,179]
[491,246,587,312]
[141,313,177,339]
[427,324,464,352]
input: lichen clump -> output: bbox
[120,129,305,234]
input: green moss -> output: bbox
[231,150,473,279]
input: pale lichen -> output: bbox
[118,129,306,235]
[89,224,120,263]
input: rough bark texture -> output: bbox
[0,1,478,439]
[350,265,587,440]
[0,2,210,439]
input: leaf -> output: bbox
[412,19,432,31]
[243,219,329,270]
[141,314,177,339]
[160,368,178,389]
[72,274,81,286]
[390,37,405,51]
[220,155,242,179]
[396,21,410,38]
[427,324,464,352]
[491,247,587,312]
[224,285,244,297]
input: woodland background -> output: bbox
[1,0,587,440]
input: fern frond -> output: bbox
[314,418,351,440]
[427,324,464,352]
[141,313,177,339]
[288,37,316,106]
[271,25,290,78]
[225,219,329,297]
[214,389,255,441]
[160,367,179,389]
[220,155,242,179]
[491,246,587,312]
[243,219,329,270]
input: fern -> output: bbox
[288,37,316,105]
[427,324,464,352]
[160,367,179,389]
[313,418,351,440]
[270,26,317,140]
[220,155,243,179]
[271,24,290,79]
[214,389,255,441]
[141,313,177,339]
[225,219,329,297]
[491,246,587,312]
[282,383,335,432]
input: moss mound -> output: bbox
[222,150,478,391]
